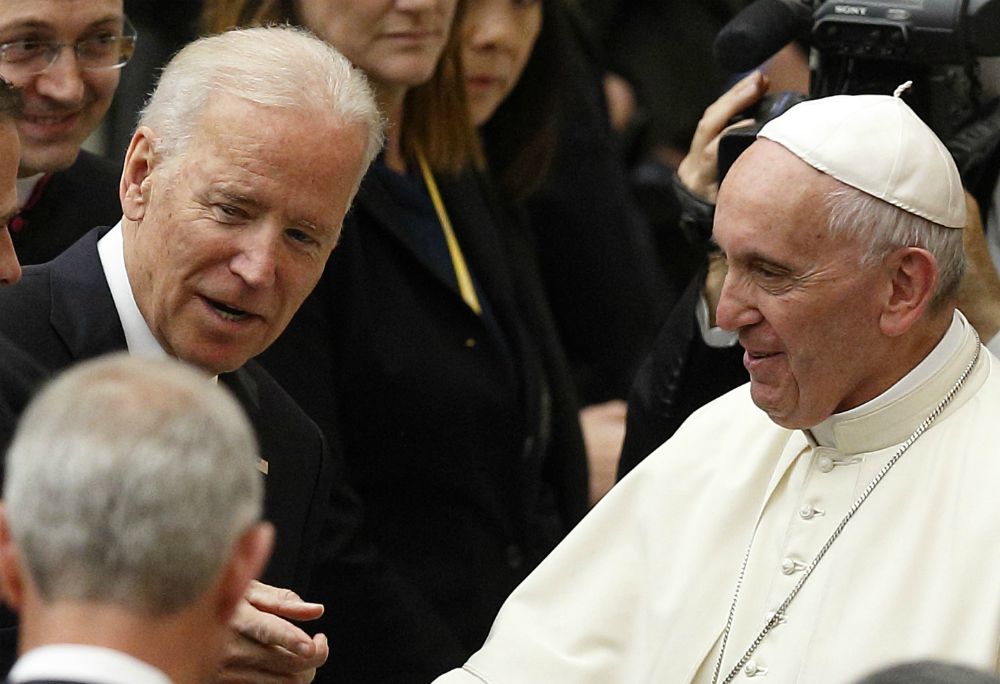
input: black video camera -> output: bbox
[715,0,1000,180]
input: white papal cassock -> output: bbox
[435,311,1000,683]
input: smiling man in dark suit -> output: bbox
[0,26,383,684]
[0,0,133,266]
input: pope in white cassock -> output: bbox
[434,87,1000,684]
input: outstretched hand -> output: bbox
[217,580,329,684]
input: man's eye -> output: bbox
[1,40,50,63]
[78,33,120,59]
[286,228,316,246]
[213,204,246,221]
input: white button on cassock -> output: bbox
[816,454,834,473]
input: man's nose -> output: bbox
[714,271,760,332]
[230,229,278,289]
[33,48,86,104]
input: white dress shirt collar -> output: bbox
[97,222,168,362]
[9,644,172,684]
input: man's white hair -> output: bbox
[4,354,263,616]
[138,25,384,174]
[826,183,966,309]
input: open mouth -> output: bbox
[207,298,250,322]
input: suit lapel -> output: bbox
[47,227,127,359]
[220,368,269,477]
[220,366,261,413]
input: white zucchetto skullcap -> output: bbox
[757,83,965,228]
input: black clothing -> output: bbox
[258,165,589,682]
[11,151,121,266]
[618,265,747,478]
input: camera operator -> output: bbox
[619,70,773,477]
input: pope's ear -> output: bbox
[879,246,939,337]
[120,126,159,222]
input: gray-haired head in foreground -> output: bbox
[138,25,384,174]
[4,354,263,616]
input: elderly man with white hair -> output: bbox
[434,86,1000,684]
[0,354,273,684]
[0,24,385,683]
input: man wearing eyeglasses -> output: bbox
[0,0,134,266]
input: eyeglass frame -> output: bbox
[0,15,138,77]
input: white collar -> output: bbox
[809,310,968,449]
[97,222,169,362]
[9,644,172,684]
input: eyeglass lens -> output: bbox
[0,21,136,77]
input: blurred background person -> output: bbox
[202,1,589,681]
[0,0,132,265]
[460,0,675,500]
[618,71,767,476]
[0,355,273,684]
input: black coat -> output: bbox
[258,166,589,682]
[618,265,747,477]
[11,151,122,266]
[0,334,45,455]
[0,228,333,674]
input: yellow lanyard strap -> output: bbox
[416,149,482,315]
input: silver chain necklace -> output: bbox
[711,332,981,684]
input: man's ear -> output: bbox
[879,246,940,338]
[0,503,25,612]
[215,522,274,623]
[120,126,159,222]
